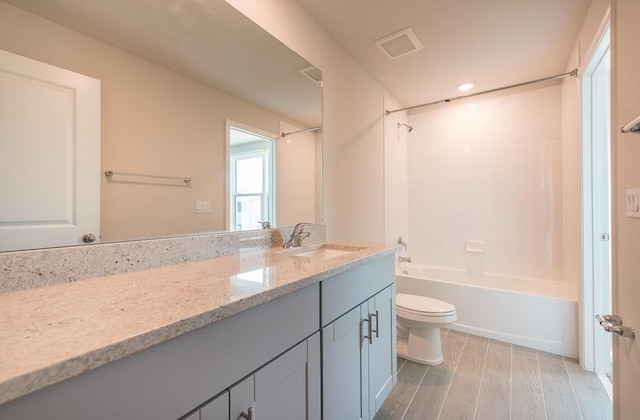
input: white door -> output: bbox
[0,49,100,252]
[612,1,640,417]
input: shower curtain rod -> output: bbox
[385,68,578,115]
[281,126,322,137]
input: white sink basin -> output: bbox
[294,248,353,259]
[281,243,367,259]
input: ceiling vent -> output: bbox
[300,65,322,83]
[375,28,423,60]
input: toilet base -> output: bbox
[396,326,444,365]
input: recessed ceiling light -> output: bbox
[458,82,475,91]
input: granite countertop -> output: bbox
[0,240,398,406]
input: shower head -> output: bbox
[398,122,413,132]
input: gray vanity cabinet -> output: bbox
[321,256,397,420]
[0,284,320,420]
[0,252,396,420]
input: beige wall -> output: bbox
[612,0,640,416]
[0,1,314,242]
[227,0,391,242]
[277,121,319,226]
[562,0,612,285]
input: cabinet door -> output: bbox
[230,333,320,420]
[200,391,230,420]
[367,285,397,417]
[230,375,254,420]
[322,305,365,420]
[255,337,308,419]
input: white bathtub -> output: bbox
[395,264,579,358]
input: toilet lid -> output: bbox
[397,294,455,314]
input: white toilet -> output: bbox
[396,294,457,365]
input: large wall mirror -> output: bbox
[0,0,322,252]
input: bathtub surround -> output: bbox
[0,225,325,293]
[407,84,565,281]
[383,96,410,252]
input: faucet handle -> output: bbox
[258,221,271,229]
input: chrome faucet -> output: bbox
[397,236,408,251]
[398,256,412,263]
[283,222,311,248]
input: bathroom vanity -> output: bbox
[0,240,397,420]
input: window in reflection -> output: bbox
[238,268,266,284]
[229,126,275,230]
[234,267,273,288]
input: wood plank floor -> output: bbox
[375,329,612,420]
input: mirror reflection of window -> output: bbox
[233,155,266,230]
[229,127,276,231]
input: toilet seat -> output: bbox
[397,294,456,317]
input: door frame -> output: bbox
[580,10,612,394]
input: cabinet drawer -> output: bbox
[321,255,394,326]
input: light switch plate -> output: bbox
[195,200,212,213]
[626,189,640,218]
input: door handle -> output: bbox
[82,233,96,243]
[362,317,373,345]
[371,310,379,340]
[240,407,253,420]
[596,314,635,339]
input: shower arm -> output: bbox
[398,122,413,132]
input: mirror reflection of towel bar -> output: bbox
[620,115,640,134]
[105,170,191,183]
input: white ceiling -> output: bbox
[3,0,322,127]
[295,0,592,109]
